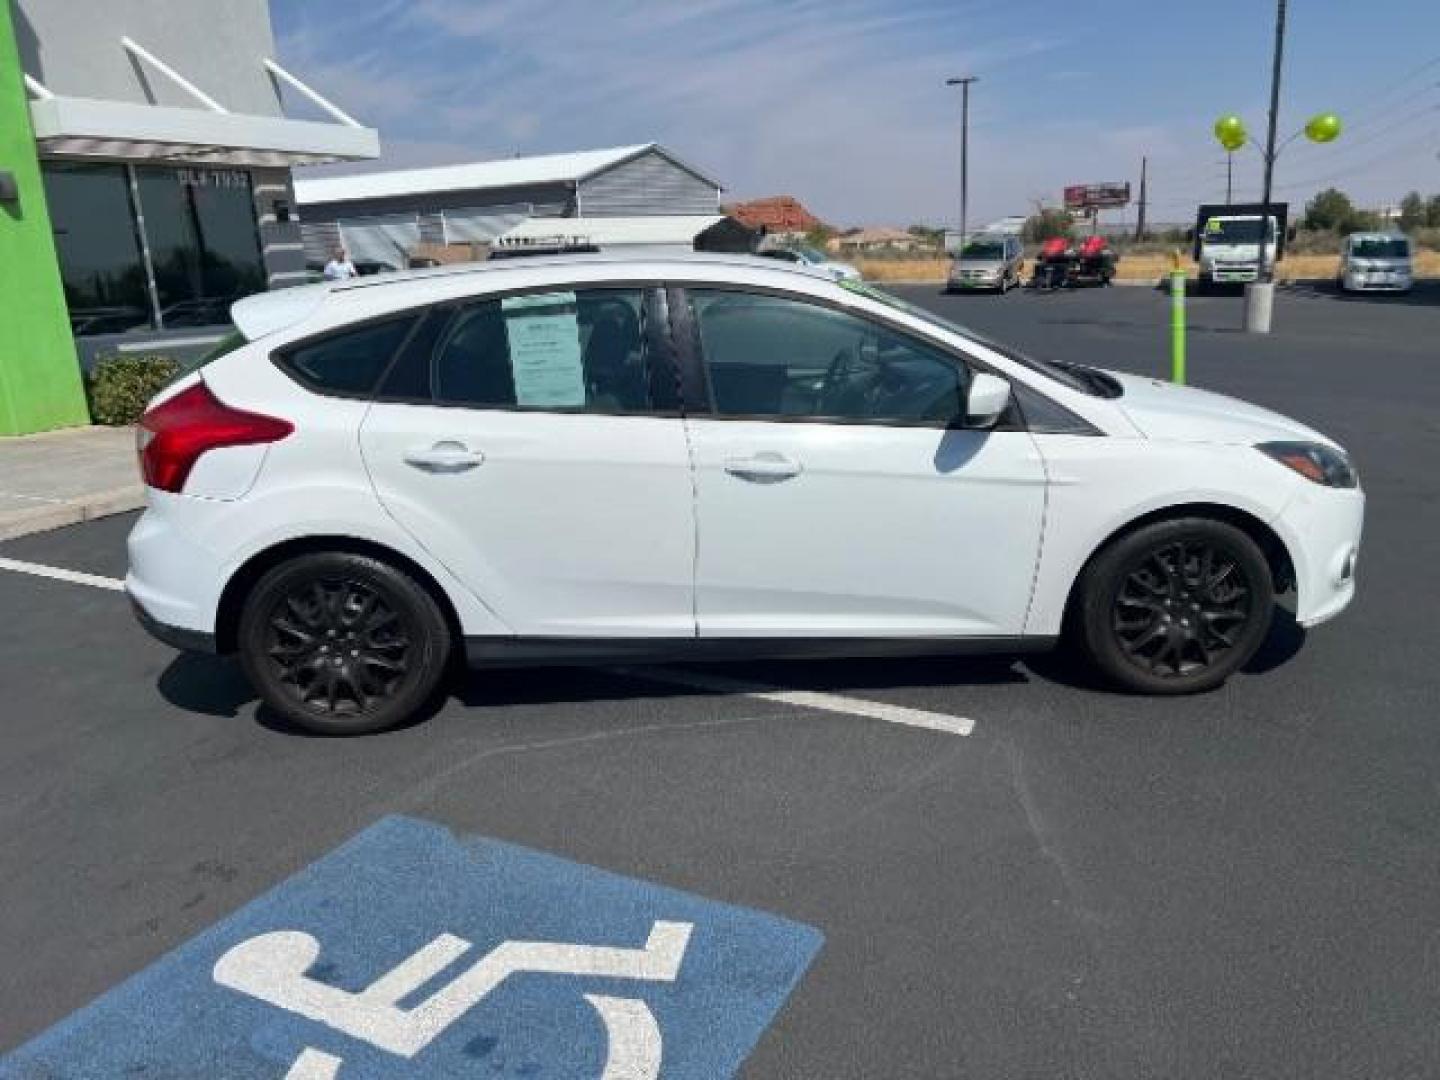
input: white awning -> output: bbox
[495,215,727,249]
[25,44,378,168]
[29,95,379,167]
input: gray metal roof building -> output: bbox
[293,143,725,268]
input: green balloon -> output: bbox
[1305,113,1341,143]
[1214,114,1247,148]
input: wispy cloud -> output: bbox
[272,0,1440,225]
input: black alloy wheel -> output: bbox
[265,578,412,716]
[238,553,452,734]
[1073,518,1275,694]
[1111,538,1252,678]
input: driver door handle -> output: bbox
[723,452,802,482]
[404,441,484,472]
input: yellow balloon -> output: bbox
[1305,113,1341,143]
[1214,114,1247,147]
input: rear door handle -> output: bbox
[723,452,802,482]
[403,441,484,472]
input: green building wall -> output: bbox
[0,1,89,434]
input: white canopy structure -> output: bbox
[24,42,377,167]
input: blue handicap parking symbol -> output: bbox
[2,816,823,1078]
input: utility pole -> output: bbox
[946,76,979,249]
[1245,0,1287,332]
[1135,156,1148,241]
[1257,0,1286,282]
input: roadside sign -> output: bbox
[1064,182,1131,210]
[1,816,823,1079]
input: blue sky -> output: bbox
[270,0,1440,227]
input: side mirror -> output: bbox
[964,372,1011,429]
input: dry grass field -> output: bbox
[854,250,1440,284]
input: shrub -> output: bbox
[85,354,181,426]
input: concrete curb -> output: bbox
[0,485,145,542]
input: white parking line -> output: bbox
[0,557,126,593]
[0,558,974,736]
[611,666,973,736]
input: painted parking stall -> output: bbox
[2,817,822,1078]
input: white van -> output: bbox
[1338,233,1413,294]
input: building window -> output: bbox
[136,167,267,327]
[41,163,151,336]
[43,162,268,336]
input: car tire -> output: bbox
[1071,517,1274,695]
[238,552,454,735]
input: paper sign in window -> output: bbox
[502,292,585,408]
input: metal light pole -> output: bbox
[946,76,978,249]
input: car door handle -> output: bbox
[723,453,802,481]
[403,441,484,472]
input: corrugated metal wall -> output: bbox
[578,150,719,217]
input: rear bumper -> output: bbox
[130,595,216,653]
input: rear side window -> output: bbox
[380,288,673,413]
[277,317,416,396]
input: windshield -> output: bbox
[793,246,828,263]
[960,241,1005,259]
[1353,238,1409,258]
[1202,218,1275,245]
[836,279,1110,396]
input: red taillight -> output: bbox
[137,382,293,493]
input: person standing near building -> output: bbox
[323,247,357,281]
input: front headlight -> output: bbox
[1257,441,1357,488]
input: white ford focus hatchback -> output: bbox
[127,254,1363,734]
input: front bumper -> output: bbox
[1273,483,1365,628]
[1204,265,1260,284]
[1344,274,1411,292]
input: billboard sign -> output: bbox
[1064,182,1131,210]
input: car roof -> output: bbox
[230,251,842,342]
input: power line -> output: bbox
[1272,126,1440,192]
[1331,52,1440,130]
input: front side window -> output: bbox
[385,288,669,413]
[688,289,969,424]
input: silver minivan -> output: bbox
[1338,232,1412,294]
[947,234,1024,294]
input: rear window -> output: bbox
[276,317,417,396]
[175,328,247,378]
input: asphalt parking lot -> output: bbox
[3,282,1439,1078]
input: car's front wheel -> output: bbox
[1072,518,1274,694]
[238,552,453,734]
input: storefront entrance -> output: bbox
[42,163,267,336]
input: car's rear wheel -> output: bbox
[238,553,453,734]
[1072,518,1274,694]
